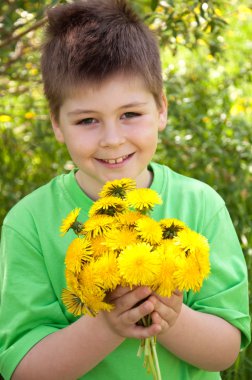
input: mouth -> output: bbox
[96,153,133,164]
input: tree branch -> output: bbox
[0,16,47,49]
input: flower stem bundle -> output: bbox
[60,178,211,379]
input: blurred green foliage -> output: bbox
[0,0,251,378]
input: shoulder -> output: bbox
[151,162,224,205]
[150,162,226,230]
[3,174,66,228]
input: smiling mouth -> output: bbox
[97,154,133,164]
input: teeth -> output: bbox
[104,155,128,164]
[115,157,123,163]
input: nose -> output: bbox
[100,121,126,148]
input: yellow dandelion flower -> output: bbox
[62,288,85,316]
[193,248,211,280]
[83,214,114,238]
[135,217,163,245]
[89,196,127,217]
[0,114,12,122]
[24,111,35,119]
[99,178,136,199]
[174,229,210,257]
[91,235,110,258]
[79,260,106,295]
[103,227,139,251]
[162,238,184,259]
[159,218,187,239]
[174,254,206,292]
[118,243,160,286]
[173,230,210,291]
[83,290,114,316]
[65,269,79,293]
[126,188,162,213]
[115,211,144,229]
[152,245,178,297]
[62,287,109,317]
[60,208,82,236]
[93,252,120,290]
[65,237,93,273]
[78,260,102,292]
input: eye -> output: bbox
[121,112,141,119]
[76,118,97,125]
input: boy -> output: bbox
[0,1,250,379]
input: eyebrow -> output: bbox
[67,102,148,116]
[67,109,96,116]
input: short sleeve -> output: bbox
[0,224,70,380]
[184,205,251,349]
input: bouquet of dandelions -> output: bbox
[60,178,210,380]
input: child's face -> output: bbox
[52,73,167,199]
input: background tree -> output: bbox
[0,1,251,378]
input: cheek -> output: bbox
[132,125,159,146]
[64,139,86,160]
[64,131,96,155]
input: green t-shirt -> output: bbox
[0,163,250,380]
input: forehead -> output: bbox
[74,71,147,90]
[62,72,154,107]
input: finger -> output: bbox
[149,296,178,326]
[173,289,183,297]
[114,286,152,312]
[151,311,169,331]
[108,286,132,302]
[121,298,154,325]
[129,321,162,339]
[153,292,183,313]
[150,310,162,325]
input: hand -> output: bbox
[101,286,162,340]
[148,290,183,335]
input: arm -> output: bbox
[12,286,160,380]
[12,313,123,380]
[150,294,241,371]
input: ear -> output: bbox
[50,113,65,143]
[158,93,168,132]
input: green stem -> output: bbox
[145,338,158,380]
[150,337,162,380]
[137,339,145,357]
[137,316,162,380]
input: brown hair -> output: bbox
[41,0,163,120]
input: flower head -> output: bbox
[78,260,102,293]
[173,230,210,291]
[81,289,113,316]
[159,218,187,239]
[126,188,162,213]
[83,214,114,238]
[94,252,120,290]
[65,237,93,273]
[62,287,111,317]
[60,208,82,236]
[135,217,163,245]
[99,178,136,199]
[61,288,85,316]
[152,244,178,297]
[88,196,127,217]
[174,229,210,257]
[90,235,110,258]
[115,211,144,229]
[65,269,79,293]
[173,254,206,292]
[118,242,160,286]
[103,227,139,251]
